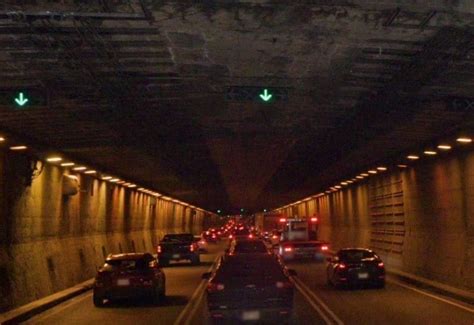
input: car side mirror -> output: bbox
[288,269,297,277]
[202,272,212,280]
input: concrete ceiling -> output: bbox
[0,1,474,213]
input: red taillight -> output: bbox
[206,231,210,235]
[190,244,195,252]
[199,240,206,245]
[212,234,216,238]
[248,234,253,239]
[279,218,287,223]
[207,283,225,292]
[338,263,346,270]
[276,281,293,289]
[321,245,329,251]
[157,245,162,254]
[229,234,233,239]
[284,247,293,252]
[272,235,278,239]
[311,217,318,222]
[378,262,384,268]
[218,231,221,235]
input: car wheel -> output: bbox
[93,293,105,307]
[191,255,200,265]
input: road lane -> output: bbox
[24,243,226,325]
[289,260,474,325]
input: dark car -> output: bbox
[203,254,296,323]
[326,248,385,289]
[157,233,200,266]
[93,253,166,307]
[202,230,219,243]
[228,239,270,255]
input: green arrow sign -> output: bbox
[259,89,273,102]
[14,92,29,107]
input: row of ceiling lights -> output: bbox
[277,135,473,210]
[0,136,206,213]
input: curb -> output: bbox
[0,279,94,325]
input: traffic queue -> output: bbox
[92,218,385,324]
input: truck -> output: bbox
[157,233,200,266]
[277,217,329,262]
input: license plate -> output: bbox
[172,254,180,259]
[358,272,369,279]
[242,310,260,321]
[117,278,130,286]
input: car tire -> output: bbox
[191,255,200,265]
[93,293,105,307]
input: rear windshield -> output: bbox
[220,257,284,279]
[162,234,194,242]
[233,241,268,253]
[103,259,149,271]
[339,250,376,262]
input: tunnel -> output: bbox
[0,1,473,324]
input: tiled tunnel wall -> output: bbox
[276,150,474,292]
[0,150,217,312]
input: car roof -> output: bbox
[338,248,374,253]
[106,253,153,261]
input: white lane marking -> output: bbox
[293,277,344,325]
[292,278,333,325]
[173,255,220,325]
[389,279,474,314]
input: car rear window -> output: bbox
[220,257,284,279]
[339,250,376,262]
[103,259,149,271]
[233,241,268,253]
[162,234,194,242]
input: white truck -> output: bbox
[277,217,329,262]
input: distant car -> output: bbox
[326,248,385,289]
[203,254,296,323]
[194,235,208,253]
[232,227,251,240]
[228,239,271,255]
[202,230,219,243]
[93,253,166,307]
[157,233,200,266]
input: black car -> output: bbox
[228,239,270,255]
[157,233,200,266]
[203,254,296,323]
[326,248,385,289]
[93,253,166,307]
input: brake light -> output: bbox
[212,234,216,238]
[206,231,210,235]
[321,245,329,251]
[378,262,384,268]
[284,247,293,252]
[229,234,233,239]
[272,235,278,239]
[218,231,221,235]
[276,281,293,289]
[311,217,318,222]
[199,240,206,245]
[338,263,346,269]
[207,283,225,292]
[157,245,162,254]
[279,218,287,223]
[190,244,195,252]
[248,234,253,239]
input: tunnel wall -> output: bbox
[0,150,216,312]
[277,149,474,292]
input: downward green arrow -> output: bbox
[259,89,273,102]
[14,92,29,107]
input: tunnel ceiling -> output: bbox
[0,1,474,212]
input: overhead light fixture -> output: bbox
[361,173,369,177]
[377,167,387,171]
[346,180,354,184]
[0,137,5,142]
[325,191,331,194]
[73,166,87,171]
[84,170,96,174]
[424,150,437,155]
[368,170,377,174]
[456,137,472,143]
[10,145,27,150]
[335,185,342,189]
[356,176,364,179]
[117,181,125,184]
[46,156,62,162]
[397,164,408,168]
[102,176,112,180]
[407,155,419,160]
[110,178,120,182]
[437,145,451,150]
[128,184,137,188]
[138,188,146,191]
[60,162,75,167]
[341,182,348,185]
